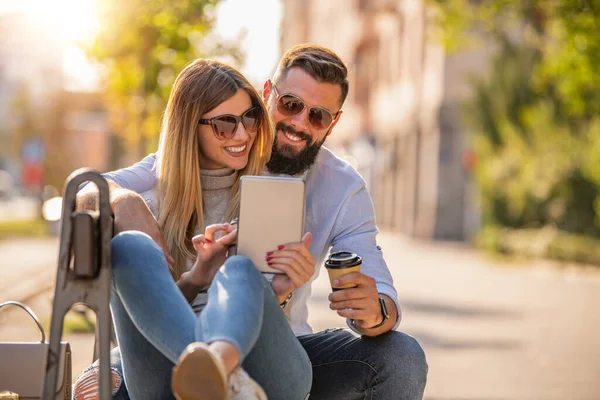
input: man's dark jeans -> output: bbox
[298,328,427,399]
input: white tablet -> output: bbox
[236,175,305,274]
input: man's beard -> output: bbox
[266,122,326,176]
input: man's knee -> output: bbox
[375,331,428,389]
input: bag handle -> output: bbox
[0,300,46,343]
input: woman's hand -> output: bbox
[269,232,314,303]
[187,223,237,287]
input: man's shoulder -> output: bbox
[309,147,366,190]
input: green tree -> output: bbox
[86,0,244,159]
[429,0,600,261]
[428,0,600,119]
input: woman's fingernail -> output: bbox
[267,251,274,256]
[267,261,273,265]
[266,256,272,262]
[278,245,285,250]
[205,238,212,243]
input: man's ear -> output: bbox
[262,80,272,102]
[326,110,343,136]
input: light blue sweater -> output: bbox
[104,147,401,335]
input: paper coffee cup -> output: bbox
[325,251,362,291]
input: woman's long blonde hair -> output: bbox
[156,59,272,280]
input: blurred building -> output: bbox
[62,91,111,172]
[280,0,489,241]
[0,13,65,183]
[0,13,111,190]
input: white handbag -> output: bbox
[0,301,71,400]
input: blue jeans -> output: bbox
[101,231,312,399]
[81,232,428,399]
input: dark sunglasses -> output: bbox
[271,82,340,131]
[198,107,262,140]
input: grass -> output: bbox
[0,218,50,241]
[41,308,96,335]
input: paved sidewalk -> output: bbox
[1,233,600,399]
[0,238,59,304]
[309,233,600,400]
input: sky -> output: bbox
[0,0,282,89]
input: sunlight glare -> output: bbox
[0,0,99,43]
[215,0,281,84]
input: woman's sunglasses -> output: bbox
[198,107,262,140]
[271,82,340,131]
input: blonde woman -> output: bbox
[76,59,313,400]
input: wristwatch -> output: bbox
[366,297,389,329]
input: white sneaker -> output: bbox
[228,367,268,400]
[172,342,228,400]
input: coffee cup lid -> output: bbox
[326,251,362,268]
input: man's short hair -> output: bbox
[274,44,349,107]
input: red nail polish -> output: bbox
[267,251,274,256]
[266,256,272,262]
[278,245,284,250]
[267,261,273,265]
[205,238,212,243]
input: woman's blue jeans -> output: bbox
[107,231,312,399]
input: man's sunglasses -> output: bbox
[198,107,262,140]
[271,82,340,131]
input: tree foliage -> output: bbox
[428,1,600,243]
[86,0,244,158]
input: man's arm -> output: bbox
[76,154,173,265]
[101,153,158,193]
[328,185,401,337]
[77,179,135,211]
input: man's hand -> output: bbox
[328,272,397,336]
[270,233,315,304]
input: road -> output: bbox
[1,233,599,399]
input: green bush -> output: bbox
[431,0,600,266]
[0,219,49,241]
[478,226,600,266]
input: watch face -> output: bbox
[379,297,389,319]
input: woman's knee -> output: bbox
[111,231,156,256]
[218,255,264,285]
[111,231,163,271]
